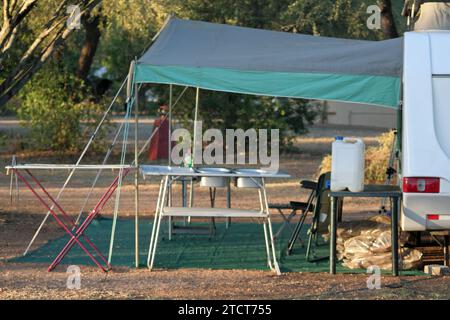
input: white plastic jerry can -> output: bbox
[331,136,365,192]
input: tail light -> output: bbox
[427,214,440,220]
[403,177,440,193]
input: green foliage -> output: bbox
[203,94,318,148]
[95,0,161,79]
[5,0,406,153]
[282,0,374,39]
[158,87,317,148]
[17,64,107,152]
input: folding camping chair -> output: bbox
[269,179,317,241]
[285,173,328,255]
[286,172,343,262]
[297,172,344,262]
[8,165,131,272]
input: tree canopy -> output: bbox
[1,0,405,151]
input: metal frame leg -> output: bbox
[266,217,281,275]
[226,177,231,228]
[287,209,308,255]
[14,169,112,272]
[188,178,194,224]
[262,179,281,275]
[330,196,337,274]
[274,208,297,240]
[259,189,273,270]
[305,226,314,261]
[444,235,449,267]
[287,193,316,255]
[149,176,169,270]
[147,178,164,268]
[262,220,274,270]
[47,170,124,271]
[391,196,399,276]
[209,187,217,237]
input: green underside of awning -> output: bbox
[135,65,400,108]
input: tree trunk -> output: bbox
[379,0,399,38]
[76,11,102,80]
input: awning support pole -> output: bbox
[168,84,173,207]
[108,62,135,264]
[192,87,200,167]
[134,74,140,268]
[188,87,200,221]
[168,84,173,165]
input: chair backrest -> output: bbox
[313,172,335,234]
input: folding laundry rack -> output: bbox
[6,65,193,271]
[6,164,133,272]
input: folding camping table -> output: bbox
[329,185,402,276]
[141,165,290,275]
[5,164,134,272]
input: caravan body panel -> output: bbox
[402,31,450,231]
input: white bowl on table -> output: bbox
[233,168,265,188]
[197,167,231,188]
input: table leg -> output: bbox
[188,178,194,224]
[147,178,164,268]
[330,196,337,274]
[391,196,399,276]
[149,176,169,270]
[226,178,231,228]
[262,179,280,275]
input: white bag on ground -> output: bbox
[337,216,422,270]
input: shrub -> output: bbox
[18,66,108,153]
[318,130,397,184]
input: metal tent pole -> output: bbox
[74,121,125,225]
[168,85,174,232]
[9,155,18,204]
[134,76,140,268]
[168,84,173,165]
[107,97,132,264]
[108,63,135,264]
[192,87,200,166]
[187,88,200,223]
[168,84,173,206]
[23,76,128,256]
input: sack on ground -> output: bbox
[336,215,422,270]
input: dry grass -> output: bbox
[318,131,396,184]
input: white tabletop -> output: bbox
[140,165,290,179]
[5,164,135,170]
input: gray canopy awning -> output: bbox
[135,17,403,108]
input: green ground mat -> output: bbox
[11,217,422,275]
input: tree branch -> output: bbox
[0,0,103,107]
[0,0,37,53]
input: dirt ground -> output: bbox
[0,124,449,300]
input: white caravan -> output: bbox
[401,30,450,231]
